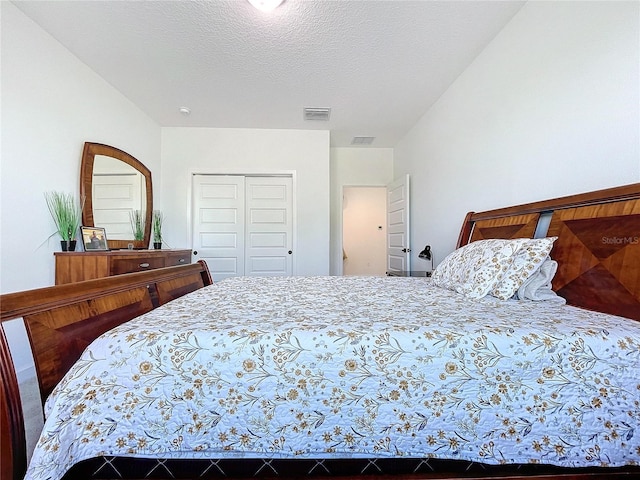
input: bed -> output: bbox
[2,182,639,480]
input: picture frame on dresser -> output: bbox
[81,226,108,251]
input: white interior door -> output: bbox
[192,175,293,280]
[245,176,293,276]
[92,173,143,240]
[192,175,245,280]
[386,175,411,274]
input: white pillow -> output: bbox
[432,238,528,299]
[490,237,558,300]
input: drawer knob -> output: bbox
[178,258,185,263]
[139,263,150,268]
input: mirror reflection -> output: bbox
[80,142,153,249]
[92,155,146,240]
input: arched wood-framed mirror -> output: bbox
[80,142,153,249]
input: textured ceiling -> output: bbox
[13,0,525,147]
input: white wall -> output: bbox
[1,2,161,294]
[330,147,394,275]
[160,128,330,276]
[394,1,640,268]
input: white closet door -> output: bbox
[245,176,293,277]
[192,175,293,280]
[192,175,245,280]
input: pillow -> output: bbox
[490,237,557,300]
[432,238,528,299]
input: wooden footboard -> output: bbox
[0,261,212,480]
[1,327,26,480]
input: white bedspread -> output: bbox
[26,276,640,480]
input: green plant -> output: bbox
[44,191,84,242]
[129,209,145,241]
[152,210,163,243]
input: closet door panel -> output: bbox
[245,177,293,277]
[192,175,245,280]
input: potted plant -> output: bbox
[152,210,163,249]
[129,210,145,242]
[44,191,84,251]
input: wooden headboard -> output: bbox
[457,183,640,320]
[0,261,212,480]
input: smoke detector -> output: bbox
[303,107,331,121]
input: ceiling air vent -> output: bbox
[351,136,375,145]
[303,107,331,121]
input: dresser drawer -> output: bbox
[111,256,165,275]
[164,252,191,267]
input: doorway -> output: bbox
[342,186,387,276]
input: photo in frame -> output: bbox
[81,226,109,251]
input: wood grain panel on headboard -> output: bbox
[468,213,539,243]
[547,199,640,320]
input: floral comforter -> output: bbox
[27,276,640,480]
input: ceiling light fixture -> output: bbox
[248,0,284,12]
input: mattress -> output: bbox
[26,276,640,480]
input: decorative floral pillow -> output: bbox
[432,238,528,299]
[490,237,558,300]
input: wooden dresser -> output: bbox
[54,249,192,285]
